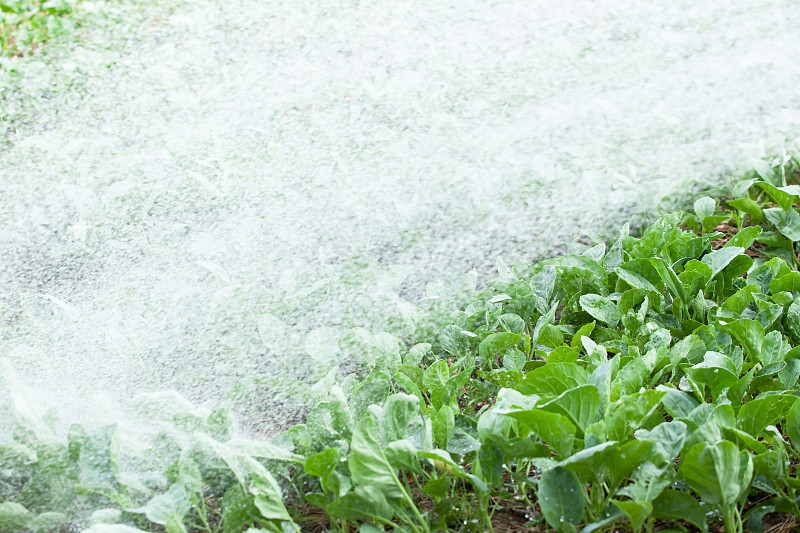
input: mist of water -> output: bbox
[2,0,800,450]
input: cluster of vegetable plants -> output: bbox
[3,149,800,532]
[1,0,81,57]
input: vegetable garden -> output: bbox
[3,148,800,532]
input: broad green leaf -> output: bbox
[725,225,762,250]
[723,284,758,314]
[757,181,795,210]
[502,349,526,371]
[612,500,651,532]
[538,384,601,433]
[0,502,33,532]
[422,359,450,393]
[503,409,575,457]
[432,404,455,449]
[384,439,422,473]
[718,319,764,362]
[381,393,420,443]
[605,390,666,441]
[478,332,522,363]
[532,301,559,347]
[474,440,503,484]
[617,462,670,503]
[679,440,754,508]
[635,420,687,462]
[538,467,584,533]
[602,440,656,490]
[701,246,745,283]
[351,371,391,414]
[348,417,402,498]
[769,271,800,293]
[547,345,580,363]
[785,399,800,453]
[518,363,589,396]
[650,257,686,303]
[694,196,716,221]
[787,297,800,343]
[764,207,800,241]
[418,449,488,492]
[759,330,789,366]
[579,294,620,328]
[78,424,121,491]
[686,351,739,398]
[651,489,708,532]
[616,259,661,293]
[499,313,526,334]
[440,325,469,357]
[325,485,394,522]
[737,393,796,438]
[557,441,617,482]
[570,321,595,351]
[304,448,339,478]
[727,198,763,222]
[749,257,792,293]
[137,484,191,525]
[250,473,296,526]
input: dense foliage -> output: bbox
[0,0,81,57]
[3,151,800,533]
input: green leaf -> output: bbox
[702,246,745,283]
[686,351,739,398]
[769,271,800,293]
[381,393,420,443]
[503,349,526,371]
[764,207,800,241]
[634,420,687,462]
[432,404,455,449]
[757,181,794,210]
[304,448,339,478]
[737,393,796,438]
[348,416,402,498]
[718,319,764,362]
[785,399,800,452]
[612,500,652,532]
[503,408,575,457]
[222,484,262,533]
[0,502,33,532]
[726,225,762,250]
[325,485,394,522]
[787,297,800,345]
[616,259,661,293]
[532,301,559,347]
[650,257,686,303]
[440,325,469,357]
[251,474,297,527]
[571,321,595,351]
[605,390,666,441]
[727,198,763,222]
[138,484,191,526]
[518,363,589,396]
[538,384,601,434]
[579,294,620,328]
[418,449,488,492]
[538,467,585,533]
[478,332,522,364]
[547,345,580,364]
[679,440,754,508]
[651,489,708,532]
[724,284,758,314]
[694,196,716,221]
